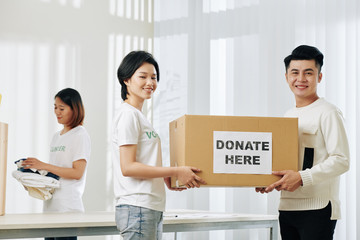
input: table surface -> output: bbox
[0,210,278,229]
[0,210,279,240]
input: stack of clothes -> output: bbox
[12,159,60,200]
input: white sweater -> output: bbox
[279,98,350,220]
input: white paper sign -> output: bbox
[213,131,272,174]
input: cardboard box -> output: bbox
[169,115,298,187]
[0,122,8,215]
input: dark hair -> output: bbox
[117,51,160,101]
[284,45,324,72]
[55,88,85,128]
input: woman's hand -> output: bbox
[164,177,186,191]
[22,158,48,170]
[22,157,86,180]
[176,166,207,188]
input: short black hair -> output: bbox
[117,51,160,101]
[284,45,324,72]
[55,88,85,128]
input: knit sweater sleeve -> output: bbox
[299,109,350,186]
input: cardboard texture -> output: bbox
[0,122,8,215]
[170,115,298,187]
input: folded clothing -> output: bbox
[26,187,55,201]
[17,168,60,180]
[13,158,61,200]
[12,170,60,188]
[14,159,60,180]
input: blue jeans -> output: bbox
[116,204,163,240]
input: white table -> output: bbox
[0,210,278,240]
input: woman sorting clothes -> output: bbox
[23,88,91,240]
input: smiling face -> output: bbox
[125,62,157,107]
[54,97,73,127]
[285,59,323,107]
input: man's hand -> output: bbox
[255,187,267,194]
[265,170,303,192]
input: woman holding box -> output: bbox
[112,50,206,240]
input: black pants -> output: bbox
[279,202,337,240]
[45,237,77,240]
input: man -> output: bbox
[257,45,350,240]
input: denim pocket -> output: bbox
[115,205,130,232]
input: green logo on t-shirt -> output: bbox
[145,131,158,139]
[50,146,66,152]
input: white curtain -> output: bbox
[0,1,153,239]
[154,0,359,239]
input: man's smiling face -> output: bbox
[285,59,322,107]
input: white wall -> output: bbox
[0,0,154,216]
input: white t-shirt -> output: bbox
[43,125,91,212]
[112,103,165,212]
